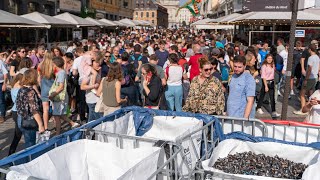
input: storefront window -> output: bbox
[27,2,38,13]
[8,0,18,14]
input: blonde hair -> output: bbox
[40,52,54,79]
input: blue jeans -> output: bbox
[17,115,36,148]
[165,85,183,111]
[87,103,103,122]
[0,83,5,117]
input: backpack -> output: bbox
[122,63,136,87]
[275,54,284,72]
[130,55,142,70]
[219,60,230,82]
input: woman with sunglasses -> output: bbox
[183,57,225,115]
[10,47,27,77]
[101,51,111,78]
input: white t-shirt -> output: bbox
[307,54,320,79]
[166,65,183,86]
[72,56,84,83]
[279,50,288,71]
[307,90,320,124]
[147,46,154,56]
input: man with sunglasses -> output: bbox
[227,55,256,119]
[101,51,111,78]
[10,47,26,77]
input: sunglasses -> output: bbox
[204,68,213,72]
[105,55,111,58]
[20,51,26,53]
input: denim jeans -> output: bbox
[121,85,139,107]
[87,103,103,122]
[165,85,183,111]
[0,83,5,117]
[17,115,36,148]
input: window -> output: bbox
[136,12,138,16]
[146,12,149,17]
[152,12,155,17]
[141,12,143,17]
[152,20,155,24]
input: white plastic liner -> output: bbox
[94,113,203,175]
[7,139,161,180]
[202,139,320,180]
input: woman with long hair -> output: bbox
[183,57,225,115]
[16,69,45,148]
[38,52,55,131]
[96,62,127,115]
[52,47,63,57]
[256,54,280,118]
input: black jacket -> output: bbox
[143,76,162,106]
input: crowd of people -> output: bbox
[0,28,319,153]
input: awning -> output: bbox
[21,12,73,27]
[209,13,241,23]
[54,12,96,27]
[0,9,48,28]
[99,19,117,27]
[190,18,212,26]
[119,18,136,27]
[85,17,114,27]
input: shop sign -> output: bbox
[60,0,81,12]
[295,30,305,37]
[243,0,291,12]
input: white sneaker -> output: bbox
[272,112,281,118]
[278,90,282,96]
[293,110,308,115]
[257,108,264,114]
[290,90,295,95]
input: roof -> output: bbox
[21,12,72,27]
[54,12,95,27]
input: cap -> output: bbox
[256,40,263,45]
[211,48,220,56]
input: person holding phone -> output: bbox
[141,64,162,109]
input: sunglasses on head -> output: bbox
[204,68,213,72]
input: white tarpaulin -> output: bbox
[202,139,320,180]
[94,114,203,175]
[7,139,161,180]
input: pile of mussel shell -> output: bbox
[213,151,308,179]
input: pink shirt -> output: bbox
[261,64,275,80]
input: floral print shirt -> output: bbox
[183,75,225,115]
[16,87,42,117]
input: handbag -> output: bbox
[21,106,38,130]
[49,76,67,102]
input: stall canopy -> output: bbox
[119,18,136,27]
[85,17,113,27]
[21,12,73,27]
[190,18,212,26]
[99,19,117,27]
[209,13,241,23]
[54,12,96,27]
[113,21,130,27]
[0,9,48,28]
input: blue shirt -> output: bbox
[155,50,169,68]
[259,49,268,64]
[11,88,20,112]
[215,41,225,49]
[227,72,256,118]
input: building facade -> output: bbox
[0,0,55,15]
[90,0,135,20]
[133,0,168,28]
[158,0,192,28]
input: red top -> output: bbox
[188,53,202,81]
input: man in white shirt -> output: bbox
[294,44,320,115]
[147,40,155,56]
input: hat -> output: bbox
[256,40,263,45]
[211,48,220,56]
[311,40,318,45]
